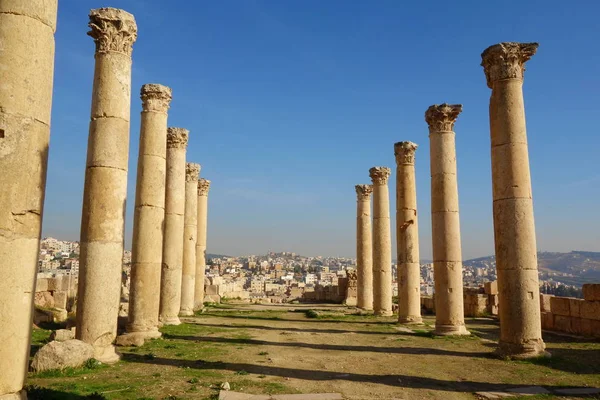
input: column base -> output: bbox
[434,324,470,336]
[159,316,181,326]
[495,339,549,360]
[93,345,120,364]
[374,310,393,317]
[399,316,423,324]
[0,389,27,400]
[179,309,194,317]
[125,324,162,339]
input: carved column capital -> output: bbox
[166,127,189,149]
[394,142,418,165]
[141,84,172,113]
[369,167,391,185]
[88,8,137,56]
[481,42,538,89]
[425,104,462,133]
[185,163,200,182]
[197,179,211,196]
[355,184,373,201]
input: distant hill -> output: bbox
[464,251,600,286]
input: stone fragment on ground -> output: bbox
[219,392,343,400]
[49,329,75,342]
[115,332,145,347]
[30,339,94,372]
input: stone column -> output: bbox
[76,8,137,364]
[180,163,200,316]
[481,42,546,358]
[123,84,172,341]
[0,1,58,397]
[369,167,393,316]
[425,105,469,335]
[394,142,423,324]
[159,128,189,325]
[194,178,211,310]
[355,184,374,310]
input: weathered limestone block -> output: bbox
[569,299,584,318]
[484,281,498,295]
[580,301,600,321]
[369,167,393,317]
[76,7,137,365]
[126,84,171,340]
[482,42,545,358]
[550,297,571,317]
[54,291,68,309]
[569,317,582,335]
[540,312,553,330]
[30,340,94,373]
[36,278,50,292]
[539,294,553,312]
[583,284,600,301]
[355,184,373,311]
[50,329,75,342]
[394,142,422,324]
[34,292,55,308]
[194,178,211,310]
[553,315,571,333]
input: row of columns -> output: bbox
[354,42,546,358]
[0,2,545,394]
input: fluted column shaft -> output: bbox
[482,42,546,358]
[0,1,58,396]
[395,142,423,324]
[426,105,469,335]
[355,185,374,310]
[194,179,211,310]
[180,163,200,316]
[76,8,137,364]
[125,84,171,340]
[159,128,189,325]
[370,167,392,316]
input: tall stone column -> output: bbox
[0,1,58,397]
[481,42,546,358]
[180,163,200,316]
[124,84,172,341]
[355,185,374,310]
[194,178,211,310]
[76,8,137,364]
[426,105,469,335]
[394,142,423,324]
[369,167,393,316]
[159,128,189,325]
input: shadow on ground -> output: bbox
[121,353,598,396]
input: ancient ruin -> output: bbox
[124,84,172,341]
[481,42,546,358]
[355,184,374,310]
[425,104,469,336]
[369,167,393,316]
[76,7,137,363]
[159,128,189,325]
[394,142,423,324]
[0,0,58,397]
[195,178,212,310]
[180,163,200,316]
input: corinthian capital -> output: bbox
[197,179,211,196]
[369,167,391,186]
[88,8,137,56]
[481,42,538,88]
[166,127,189,149]
[355,184,373,201]
[425,104,462,133]
[394,142,418,165]
[185,163,200,182]
[141,84,172,113]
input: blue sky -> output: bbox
[43,0,600,259]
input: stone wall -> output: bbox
[540,283,600,338]
[33,275,77,324]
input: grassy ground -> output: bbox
[27,304,600,400]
